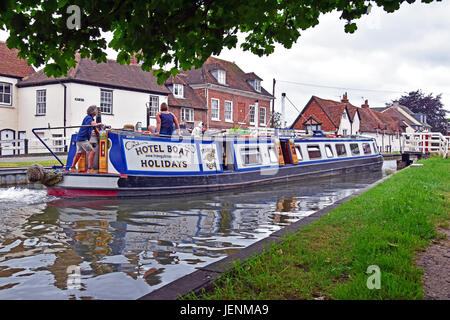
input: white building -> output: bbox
[0,41,36,155]
[17,55,170,153]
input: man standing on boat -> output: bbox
[69,105,103,173]
[154,103,182,137]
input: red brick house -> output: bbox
[291,94,404,152]
[182,57,274,130]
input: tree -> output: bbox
[0,0,440,84]
[391,90,448,134]
[271,111,283,128]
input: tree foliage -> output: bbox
[392,89,448,134]
[0,0,440,83]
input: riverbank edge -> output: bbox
[138,171,397,300]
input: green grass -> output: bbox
[0,160,65,168]
[185,157,450,300]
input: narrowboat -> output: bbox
[30,128,383,198]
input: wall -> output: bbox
[200,88,271,130]
[0,76,19,133]
[338,110,352,135]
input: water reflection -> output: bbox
[0,170,383,299]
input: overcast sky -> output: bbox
[1,1,449,125]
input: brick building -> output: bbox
[291,94,406,152]
[182,57,274,130]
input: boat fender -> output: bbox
[27,164,63,186]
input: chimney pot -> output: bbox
[341,92,349,103]
[361,99,369,108]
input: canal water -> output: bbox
[0,164,393,300]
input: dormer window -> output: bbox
[173,84,184,98]
[217,70,226,84]
[254,80,261,92]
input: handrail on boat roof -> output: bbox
[32,125,111,169]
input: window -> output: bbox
[211,98,220,120]
[362,143,371,155]
[225,100,233,122]
[259,107,266,126]
[0,82,12,105]
[325,144,334,158]
[268,146,278,163]
[241,147,261,166]
[249,105,255,124]
[350,143,360,155]
[52,134,64,152]
[295,145,303,161]
[307,145,321,159]
[372,142,378,153]
[342,112,347,119]
[306,124,321,134]
[335,144,347,157]
[100,89,113,114]
[182,108,194,123]
[254,80,261,92]
[342,129,348,136]
[173,84,184,98]
[217,70,226,84]
[36,90,46,115]
[148,95,159,118]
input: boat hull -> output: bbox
[47,154,383,198]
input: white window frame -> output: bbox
[148,95,159,118]
[36,89,46,115]
[224,100,233,123]
[211,98,220,121]
[181,107,194,123]
[259,106,266,126]
[0,82,12,106]
[100,89,113,114]
[217,70,226,84]
[249,105,255,125]
[254,80,261,92]
[173,84,184,98]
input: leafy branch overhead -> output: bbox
[0,0,440,84]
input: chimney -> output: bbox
[129,50,143,65]
[361,99,369,108]
[341,92,349,103]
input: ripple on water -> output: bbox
[0,187,55,209]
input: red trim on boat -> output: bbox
[47,187,118,197]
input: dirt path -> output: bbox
[417,228,450,300]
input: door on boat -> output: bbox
[279,140,299,165]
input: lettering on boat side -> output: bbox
[123,138,219,172]
[179,303,269,317]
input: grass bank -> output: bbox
[0,160,64,168]
[186,157,449,300]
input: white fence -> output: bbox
[0,136,69,156]
[402,132,450,158]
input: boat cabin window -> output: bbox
[295,145,303,161]
[268,146,279,163]
[362,143,371,155]
[325,144,334,158]
[335,143,347,157]
[241,147,262,166]
[350,143,360,155]
[307,145,321,159]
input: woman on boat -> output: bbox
[154,103,181,137]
